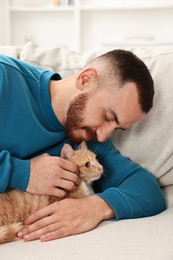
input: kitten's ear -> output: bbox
[60,144,74,159]
[78,141,87,150]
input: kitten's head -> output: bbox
[61,141,103,184]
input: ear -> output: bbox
[60,144,74,159]
[76,68,97,91]
[77,141,87,150]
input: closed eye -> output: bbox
[116,127,127,131]
[103,111,113,122]
[103,110,127,131]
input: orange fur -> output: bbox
[0,142,103,243]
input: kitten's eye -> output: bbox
[85,162,91,168]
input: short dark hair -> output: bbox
[92,49,154,113]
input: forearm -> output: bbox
[0,150,30,192]
[88,140,166,220]
[96,170,166,220]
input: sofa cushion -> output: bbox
[20,41,173,188]
[110,45,173,188]
[1,205,173,260]
[20,41,101,78]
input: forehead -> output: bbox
[102,82,144,127]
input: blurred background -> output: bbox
[1,0,173,53]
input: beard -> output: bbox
[64,92,97,143]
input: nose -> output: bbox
[98,164,103,173]
[96,122,116,142]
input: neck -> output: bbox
[49,76,77,125]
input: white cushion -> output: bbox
[110,45,173,188]
[20,41,101,78]
[1,204,173,260]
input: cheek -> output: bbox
[83,92,107,127]
[80,166,90,174]
[84,106,103,126]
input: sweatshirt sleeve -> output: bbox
[89,140,166,220]
[0,150,30,192]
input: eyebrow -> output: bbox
[109,109,120,125]
[109,109,127,131]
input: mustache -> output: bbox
[82,126,97,140]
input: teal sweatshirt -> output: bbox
[0,54,166,220]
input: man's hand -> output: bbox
[17,196,115,242]
[26,153,79,198]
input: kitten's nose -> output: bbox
[98,165,103,173]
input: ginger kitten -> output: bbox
[0,141,103,243]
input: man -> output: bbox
[0,50,166,242]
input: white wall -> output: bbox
[1,0,173,52]
[0,0,10,45]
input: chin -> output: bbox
[68,136,83,144]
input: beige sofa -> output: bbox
[0,42,173,260]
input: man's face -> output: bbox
[64,82,145,143]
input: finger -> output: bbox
[61,171,80,185]
[50,187,67,198]
[23,216,59,241]
[56,179,76,192]
[23,216,53,235]
[24,203,56,225]
[59,158,78,173]
[40,227,70,242]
